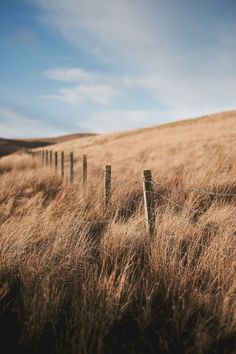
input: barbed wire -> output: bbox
[151,190,191,213]
[32,152,236,200]
[154,191,236,239]
[151,180,236,197]
[28,152,236,236]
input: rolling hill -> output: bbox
[39,110,236,184]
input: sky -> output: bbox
[0,0,236,138]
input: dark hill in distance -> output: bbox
[0,133,96,158]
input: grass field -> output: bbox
[0,110,236,354]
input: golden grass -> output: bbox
[0,111,236,353]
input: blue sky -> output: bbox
[0,0,236,138]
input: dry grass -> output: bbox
[0,111,236,354]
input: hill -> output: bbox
[0,133,96,158]
[0,110,235,354]
[41,110,236,182]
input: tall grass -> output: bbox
[0,112,236,354]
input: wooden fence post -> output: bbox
[104,165,111,208]
[55,151,58,170]
[142,170,155,237]
[61,151,64,179]
[42,151,45,164]
[69,152,74,184]
[83,154,87,186]
[49,150,53,167]
[46,150,49,166]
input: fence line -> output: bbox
[27,149,236,237]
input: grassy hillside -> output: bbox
[0,110,236,354]
[0,133,96,158]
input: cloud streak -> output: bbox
[43,67,122,105]
[0,106,64,138]
[78,109,160,133]
[43,67,108,83]
[46,83,121,105]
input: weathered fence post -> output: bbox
[83,154,87,186]
[69,152,74,184]
[55,151,58,170]
[42,151,45,164]
[104,165,111,208]
[61,151,64,179]
[50,150,53,167]
[46,150,49,166]
[142,170,155,237]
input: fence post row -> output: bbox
[27,150,159,237]
[61,151,64,179]
[27,152,157,238]
[70,152,74,184]
[104,165,111,209]
[142,170,155,237]
[83,154,87,186]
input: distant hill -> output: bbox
[40,110,236,169]
[0,133,96,158]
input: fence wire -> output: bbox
[151,180,236,197]
[29,150,236,240]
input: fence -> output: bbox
[28,149,236,238]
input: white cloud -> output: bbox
[0,106,63,138]
[43,67,108,83]
[78,110,160,133]
[46,83,121,105]
[125,74,236,118]
[43,66,122,105]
